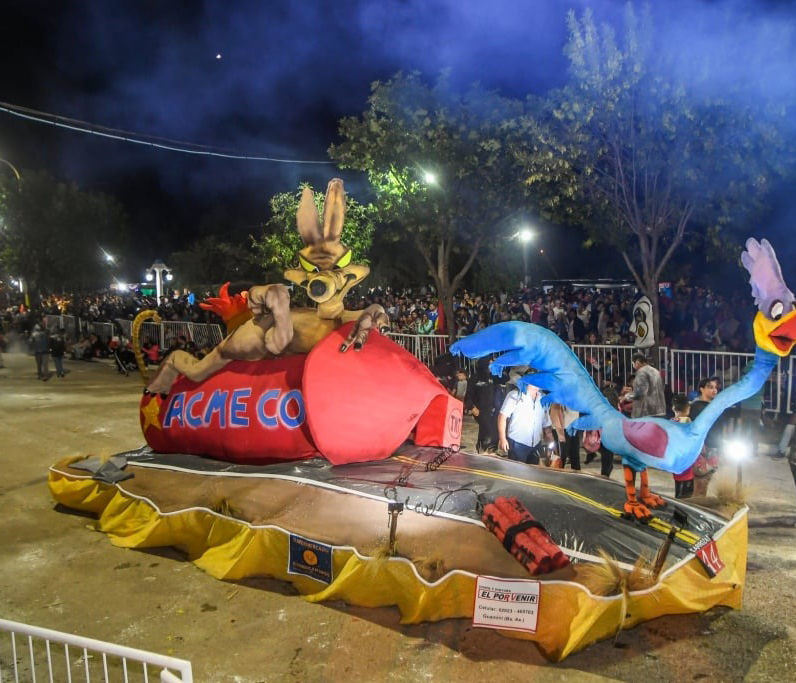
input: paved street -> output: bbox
[2,351,796,681]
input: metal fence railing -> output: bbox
[391,333,794,414]
[42,315,223,350]
[0,617,193,682]
[37,317,796,413]
[569,344,669,386]
[389,332,457,371]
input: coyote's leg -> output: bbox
[146,284,292,394]
[247,284,293,355]
[146,348,230,394]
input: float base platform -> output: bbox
[49,445,747,661]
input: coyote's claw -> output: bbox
[340,305,389,353]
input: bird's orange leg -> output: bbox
[623,466,653,521]
[639,469,666,509]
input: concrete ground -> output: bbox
[2,350,796,682]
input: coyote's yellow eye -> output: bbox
[298,254,319,272]
[335,250,352,268]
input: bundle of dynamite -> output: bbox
[482,496,570,576]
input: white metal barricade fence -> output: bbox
[84,321,115,343]
[139,322,162,348]
[669,348,782,413]
[115,318,133,340]
[389,333,792,413]
[32,321,796,412]
[187,322,224,348]
[43,314,78,337]
[43,316,221,350]
[0,617,193,682]
[570,344,669,385]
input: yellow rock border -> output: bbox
[49,461,747,661]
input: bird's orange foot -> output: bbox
[623,501,653,521]
[640,491,666,509]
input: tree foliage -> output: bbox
[0,170,130,295]
[169,235,262,290]
[531,4,795,347]
[330,72,540,339]
[251,183,376,282]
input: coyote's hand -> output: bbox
[247,284,290,321]
[340,305,390,352]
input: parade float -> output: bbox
[48,182,794,661]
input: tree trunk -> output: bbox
[414,232,484,346]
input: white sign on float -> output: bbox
[472,575,541,633]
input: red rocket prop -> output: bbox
[141,323,462,465]
[482,497,570,576]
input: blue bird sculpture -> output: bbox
[451,239,796,520]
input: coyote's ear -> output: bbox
[322,178,346,242]
[296,187,323,246]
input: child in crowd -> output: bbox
[670,393,694,499]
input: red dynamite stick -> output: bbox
[484,500,568,574]
[485,503,552,575]
[494,498,569,571]
[501,497,568,567]
[482,507,544,574]
[493,499,554,565]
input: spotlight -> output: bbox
[724,438,751,463]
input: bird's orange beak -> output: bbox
[754,310,796,356]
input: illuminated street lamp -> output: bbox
[146,259,173,302]
[517,226,534,286]
[725,438,752,497]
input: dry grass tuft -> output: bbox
[412,557,447,581]
[580,548,659,597]
[210,497,241,519]
[710,475,751,515]
[371,545,393,561]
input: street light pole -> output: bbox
[146,259,172,302]
[518,228,533,286]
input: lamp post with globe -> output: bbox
[145,260,173,302]
[518,227,534,286]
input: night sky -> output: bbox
[2,0,796,281]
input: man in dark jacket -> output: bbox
[49,329,67,378]
[465,358,498,452]
[31,324,50,380]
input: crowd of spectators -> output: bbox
[361,281,757,353]
[36,289,222,326]
[1,280,758,364]
[0,287,218,368]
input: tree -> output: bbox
[251,183,376,282]
[532,5,795,351]
[330,73,539,341]
[0,170,130,296]
[169,235,262,290]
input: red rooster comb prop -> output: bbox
[200,282,252,333]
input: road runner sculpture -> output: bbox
[452,238,796,520]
